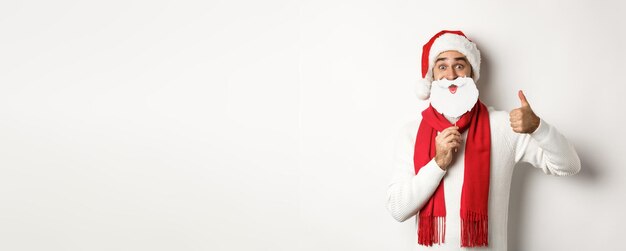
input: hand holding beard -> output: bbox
[509,90,540,133]
[435,126,462,170]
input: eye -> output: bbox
[438,65,447,70]
[454,64,464,70]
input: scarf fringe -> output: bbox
[461,210,488,247]
[418,216,445,246]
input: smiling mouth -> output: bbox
[448,85,458,94]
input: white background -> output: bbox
[1,0,624,250]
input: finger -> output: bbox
[511,125,523,133]
[442,126,459,134]
[439,127,460,139]
[443,133,462,143]
[441,133,460,143]
[509,108,521,117]
[518,90,530,107]
[451,134,462,143]
[444,140,462,152]
[447,141,460,149]
[446,126,461,136]
[437,130,451,141]
[447,130,461,138]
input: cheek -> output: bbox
[462,67,472,77]
[432,69,443,80]
[457,68,471,77]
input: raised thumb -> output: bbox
[518,90,530,107]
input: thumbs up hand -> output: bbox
[509,90,540,133]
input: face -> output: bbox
[432,51,472,81]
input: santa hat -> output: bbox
[416,30,481,100]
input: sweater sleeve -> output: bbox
[513,118,581,176]
[386,122,447,222]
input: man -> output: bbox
[386,30,580,250]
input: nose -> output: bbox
[443,68,458,80]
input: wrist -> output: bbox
[435,155,447,170]
[531,115,541,133]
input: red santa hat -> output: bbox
[416,30,482,100]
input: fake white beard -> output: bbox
[429,77,479,118]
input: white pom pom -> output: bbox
[415,78,432,100]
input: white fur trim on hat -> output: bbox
[415,77,432,100]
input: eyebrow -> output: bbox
[435,57,468,63]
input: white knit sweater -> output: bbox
[386,107,581,251]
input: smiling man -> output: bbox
[386,30,581,250]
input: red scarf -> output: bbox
[413,100,491,247]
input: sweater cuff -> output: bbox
[422,158,447,176]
